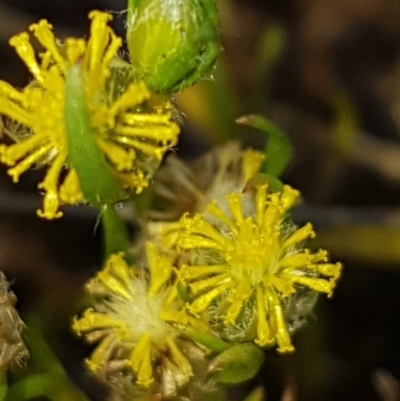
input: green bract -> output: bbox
[127,0,221,93]
[208,343,265,385]
[65,63,127,207]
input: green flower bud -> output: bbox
[127,0,221,93]
[208,343,265,385]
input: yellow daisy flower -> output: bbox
[0,11,180,219]
[72,248,193,394]
[176,184,342,353]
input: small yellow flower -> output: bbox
[0,11,179,219]
[176,184,342,353]
[72,249,193,393]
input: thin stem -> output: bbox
[101,204,130,260]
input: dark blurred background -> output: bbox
[1,1,400,400]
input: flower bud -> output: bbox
[127,0,221,93]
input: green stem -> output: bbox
[0,371,7,401]
[13,314,92,401]
[101,204,130,260]
[6,374,90,401]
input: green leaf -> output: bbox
[208,342,265,384]
[65,62,127,207]
[237,114,293,178]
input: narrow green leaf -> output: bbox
[237,114,293,178]
[65,62,127,207]
[208,342,264,384]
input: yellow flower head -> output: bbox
[0,11,180,219]
[72,248,193,395]
[176,184,342,353]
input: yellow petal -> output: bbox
[94,255,132,300]
[9,32,44,83]
[267,289,294,353]
[224,280,253,325]
[147,243,174,295]
[267,275,295,297]
[254,287,274,347]
[129,333,154,387]
[187,282,234,317]
[8,142,53,182]
[189,273,232,295]
[30,19,66,73]
[280,185,299,211]
[242,149,264,182]
[281,223,315,251]
[86,11,113,72]
[59,168,84,204]
[72,308,126,335]
[96,137,136,171]
[287,274,336,297]
[85,334,115,372]
[166,338,193,381]
[227,193,244,224]
[179,264,228,282]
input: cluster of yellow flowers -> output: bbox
[0,7,342,401]
[72,145,342,398]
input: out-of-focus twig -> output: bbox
[348,131,400,183]
[294,205,400,266]
[372,368,400,401]
[280,374,297,401]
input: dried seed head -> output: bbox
[0,272,28,371]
